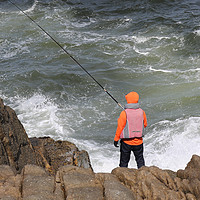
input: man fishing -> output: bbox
[9,2,147,170]
[114,91,147,169]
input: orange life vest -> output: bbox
[120,106,144,139]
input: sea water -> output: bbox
[0,0,200,172]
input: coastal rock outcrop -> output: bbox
[112,156,200,200]
[1,155,200,200]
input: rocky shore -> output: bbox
[0,97,200,200]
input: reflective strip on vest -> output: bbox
[120,108,144,139]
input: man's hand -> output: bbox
[114,141,119,147]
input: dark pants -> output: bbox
[119,140,145,169]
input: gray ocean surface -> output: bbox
[0,0,200,172]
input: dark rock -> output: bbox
[0,98,38,173]
[29,136,93,174]
[74,150,92,169]
[177,154,200,180]
[177,154,200,199]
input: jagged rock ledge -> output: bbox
[1,97,200,200]
[0,97,92,175]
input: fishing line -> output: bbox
[8,0,124,110]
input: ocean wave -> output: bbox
[24,0,38,13]
[71,18,94,28]
[8,93,67,140]
[144,117,200,171]
[149,67,173,73]
[0,39,30,60]
[0,0,36,13]
[132,35,172,43]
[149,66,200,74]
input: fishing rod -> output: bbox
[8,0,124,110]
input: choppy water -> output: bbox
[0,0,200,172]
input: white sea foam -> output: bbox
[133,46,150,55]
[0,1,37,14]
[69,139,121,173]
[10,94,67,140]
[149,66,173,73]
[149,66,200,74]
[71,21,92,28]
[144,117,200,171]
[23,0,38,13]
[193,29,200,36]
[0,39,30,60]
[132,35,171,43]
